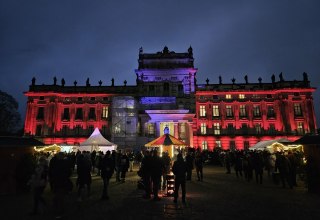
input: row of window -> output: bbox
[199,122,304,135]
[201,140,249,151]
[36,106,109,120]
[35,125,108,136]
[199,92,301,101]
[199,103,303,118]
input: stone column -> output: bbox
[174,122,179,139]
[188,122,194,147]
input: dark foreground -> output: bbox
[1,165,320,220]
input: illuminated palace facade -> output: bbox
[24,47,317,150]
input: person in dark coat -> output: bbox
[161,151,171,189]
[119,152,130,182]
[76,152,92,201]
[195,150,204,181]
[49,152,72,218]
[185,152,194,181]
[115,150,122,182]
[28,156,48,215]
[150,150,164,201]
[140,151,152,199]
[100,151,115,200]
[234,151,243,178]
[172,153,188,204]
[275,152,293,188]
[252,151,264,184]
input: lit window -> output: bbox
[62,108,70,120]
[75,108,83,120]
[213,123,220,135]
[297,122,304,135]
[226,94,232,99]
[255,124,261,134]
[269,124,276,135]
[148,123,155,135]
[102,106,108,119]
[253,105,261,117]
[37,107,44,120]
[212,105,220,117]
[226,105,233,117]
[294,103,302,116]
[200,105,206,117]
[89,108,96,120]
[267,106,275,118]
[114,124,121,134]
[239,94,245,99]
[200,123,207,134]
[215,140,221,148]
[202,141,208,150]
[239,105,246,117]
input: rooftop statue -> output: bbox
[271,74,275,83]
[31,77,36,86]
[303,72,308,82]
[61,78,65,87]
[279,72,284,82]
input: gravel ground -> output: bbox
[1,164,320,220]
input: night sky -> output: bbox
[1,0,320,126]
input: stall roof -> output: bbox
[0,136,44,147]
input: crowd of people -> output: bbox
[220,149,304,188]
[26,147,307,218]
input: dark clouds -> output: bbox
[0,0,319,125]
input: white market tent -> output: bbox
[250,138,292,153]
[79,128,117,153]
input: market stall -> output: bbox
[79,128,117,153]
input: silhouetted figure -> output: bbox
[61,78,65,87]
[232,78,236,84]
[119,153,129,182]
[76,152,92,201]
[98,80,102,86]
[161,152,171,189]
[195,150,204,181]
[32,77,36,86]
[234,151,243,178]
[49,152,72,218]
[275,152,292,188]
[111,78,114,86]
[206,78,209,85]
[86,78,90,86]
[74,80,77,86]
[53,76,57,85]
[101,151,115,200]
[140,151,152,199]
[244,75,248,84]
[124,80,127,86]
[271,74,275,83]
[28,156,48,215]
[185,152,194,181]
[219,75,222,84]
[172,153,188,204]
[150,150,164,201]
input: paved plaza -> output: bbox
[1,164,320,220]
